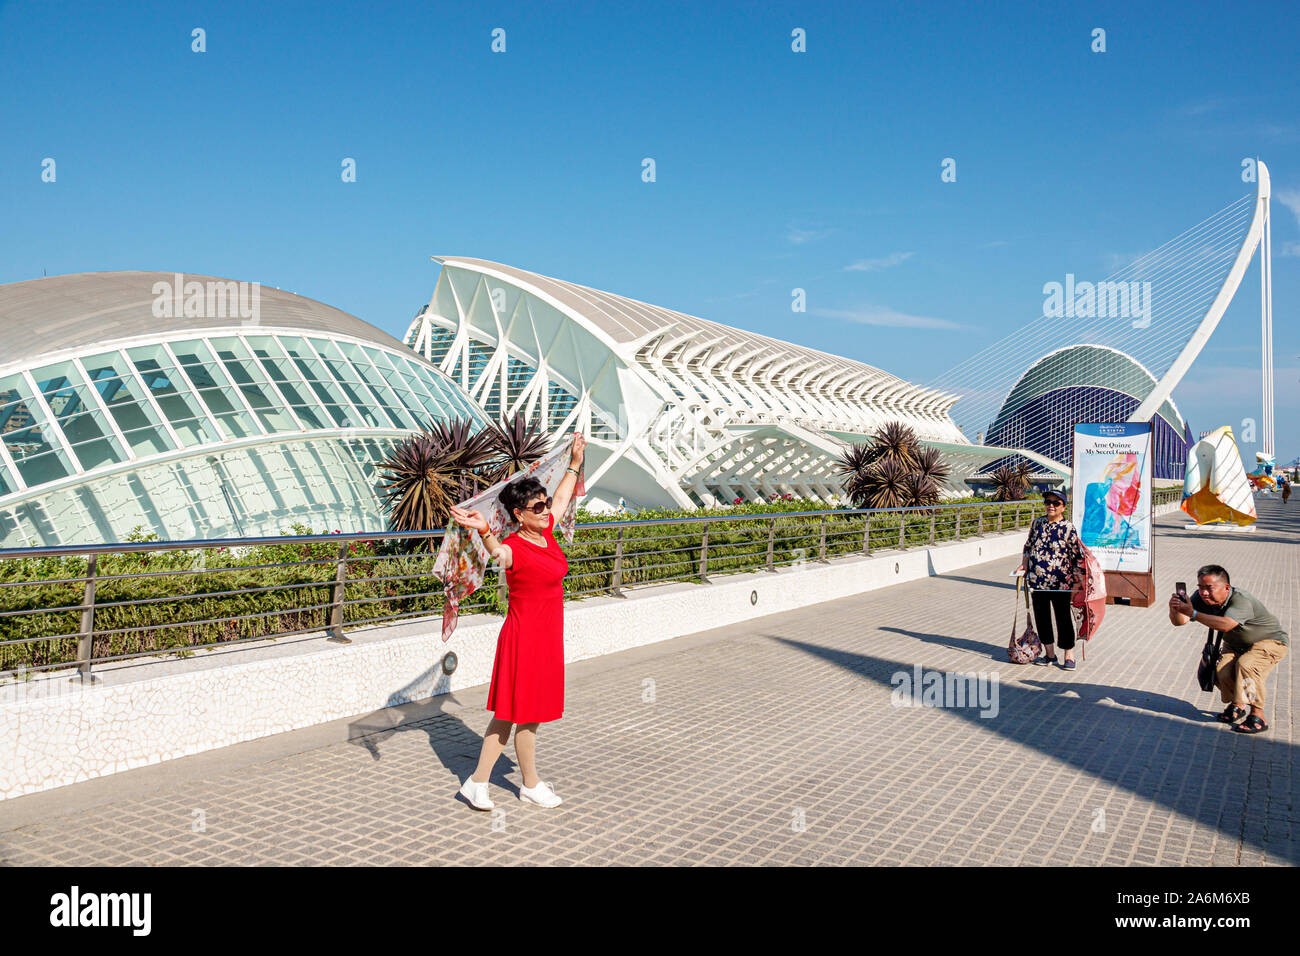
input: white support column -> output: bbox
[1261,189,1274,458]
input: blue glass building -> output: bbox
[985,345,1192,480]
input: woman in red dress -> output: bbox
[450,434,585,810]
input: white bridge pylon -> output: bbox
[1130,161,1274,457]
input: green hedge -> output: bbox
[0,489,1183,676]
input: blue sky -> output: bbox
[3,0,1298,462]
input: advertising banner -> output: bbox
[1072,422,1153,574]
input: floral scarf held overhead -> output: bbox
[433,437,585,641]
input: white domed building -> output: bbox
[0,272,490,547]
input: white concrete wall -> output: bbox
[1,504,1181,801]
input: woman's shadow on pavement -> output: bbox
[343,667,521,805]
[878,625,1214,722]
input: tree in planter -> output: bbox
[909,446,951,507]
[871,421,919,470]
[836,441,878,507]
[836,422,951,509]
[989,463,1029,502]
[426,418,498,503]
[856,458,912,509]
[482,411,551,486]
[378,413,554,548]
[377,418,496,546]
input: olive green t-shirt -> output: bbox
[1192,587,1288,650]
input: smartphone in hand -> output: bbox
[1175,581,1188,601]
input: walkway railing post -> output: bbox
[73,553,99,683]
[699,524,710,582]
[818,514,828,562]
[328,542,350,643]
[898,512,906,550]
[997,508,1004,533]
[929,511,936,545]
[611,527,625,596]
[955,508,962,539]
[862,514,871,555]
[766,517,776,572]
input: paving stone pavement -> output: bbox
[0,498,1294,866]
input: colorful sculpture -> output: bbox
[1247,452,1277,492]
[1181,426,1257,525]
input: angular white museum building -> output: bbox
[405,257,1059,511]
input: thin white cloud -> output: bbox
[845,251,914,272]
[787,225,831,245]
[1257,122,1300,142]
[813,306,965,331]
[1177,96,1233,117]
[1274,188,1300,228]
[702,277,781,303]
[1102,250,1148,272]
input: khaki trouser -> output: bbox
[1217,639,1288,707]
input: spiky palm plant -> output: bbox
[912,446,951,490]
[378,418,497,544]
[837,423,949,508]
[483,412,551,486]
[428,418,498,502]
[377,434,462,545]
[990,464,1028,502]
[872,421,919,470]
[858,458,912,510]
[908,473,941,507]
[835,441,878,504]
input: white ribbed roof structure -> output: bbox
[405,257,1059,509]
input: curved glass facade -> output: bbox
[0,306,489,546]
[986,346,1192,480]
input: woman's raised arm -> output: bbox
[551,432,586,519]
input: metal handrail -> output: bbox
[0,490,1183,680]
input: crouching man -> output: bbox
[1169,564,1289,734]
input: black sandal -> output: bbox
[1216,704,1247,724]
[1233,715,1268,734]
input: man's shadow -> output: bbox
[772,635,1300,865]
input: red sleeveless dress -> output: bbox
[486,513,567,723]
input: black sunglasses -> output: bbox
[520,496,553,515]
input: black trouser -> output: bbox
[1031,590,1075,650]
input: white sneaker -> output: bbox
[519,780,563,808]
[458,777,494,810]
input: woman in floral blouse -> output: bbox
[1015,488,1084,669]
